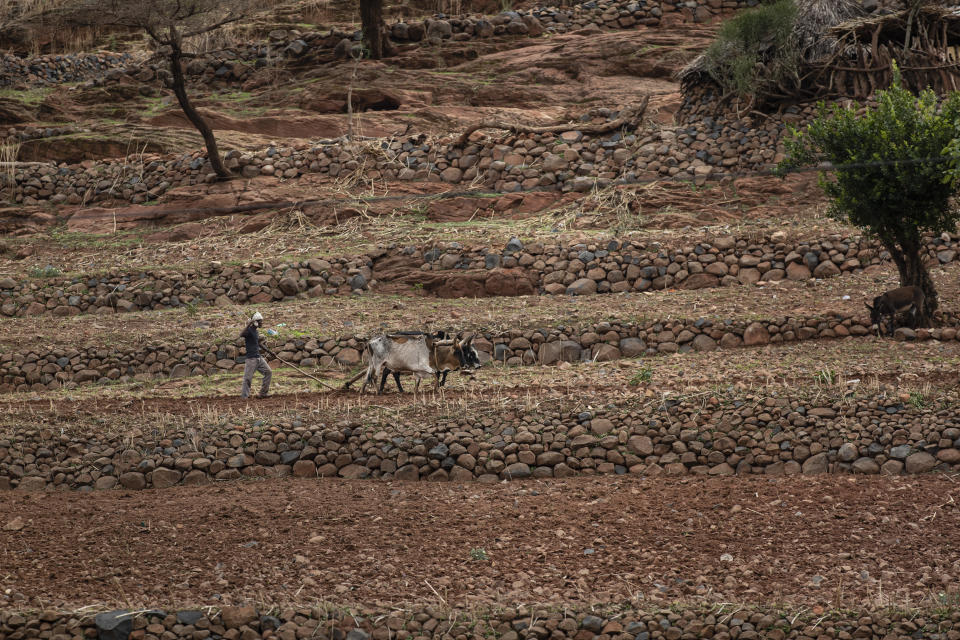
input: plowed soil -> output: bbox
[1,476,958,611]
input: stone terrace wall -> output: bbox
[2,311,959,393]
[3,123,83,145]
[7,117,775,206]
[1,232,958,318]
[0,52,132,87]
[0,0,758,90]
[0,98,904,206]
[3,4,838,207]
[0,0,901,93]
[2,391,960,491]
[4,604,959,640]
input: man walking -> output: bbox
[240,311,272,399]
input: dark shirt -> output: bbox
[241,323,260,359]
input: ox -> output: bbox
[379,333,482,392]
[342,331,445,394]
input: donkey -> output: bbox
[865,286,925,336]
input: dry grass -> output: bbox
[0,0,63,20]
[0,171,833,277]
[0,138,21,201]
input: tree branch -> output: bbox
[183,13,244,38]
[455,96,649,147]
[143,24,165,44]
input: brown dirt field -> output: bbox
[1,475,958,611]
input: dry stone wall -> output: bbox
[1,231,958,318]
[0,92,915,206]
[0,52,132,87]
[0,0,758,91]
[3,604,958,640]
[4,123,83,145]
[1,310,959,393]
[2,389,959,491]
[5,117,780,206]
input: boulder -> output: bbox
[786,262,811,281]
[905,451,937,474]
[742,322,770,346]
[838,443,858,462]
[501,462,531,479]
[118,472,146,490]
[589,418,615,435]
[590,343,620,362]
[221,606,257,629]
[566,278,597,295]
[813,260,841,278]
[335,348,361,366]
[691,334,717,352]
[851,457,880,474]
[627,435,654,456]
[151,467,181,489]
[278,277,299,296]
[619,337,646,357]
[801,453,828,474]
[395,464,419,481]
[95,611,133,640]
[169,363,191,379]
[937,448,960,464]
[426,19,452,40]
[292,460,316,477]
[680,273,718,290]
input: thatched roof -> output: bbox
[678,0,864,90]
[794,0,865,61]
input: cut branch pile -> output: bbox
[455,96,649,147]
[805,4,960,98]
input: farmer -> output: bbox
[240,311,272,399]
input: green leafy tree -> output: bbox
[778,65,960,324]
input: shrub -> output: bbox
[701,0,798,99]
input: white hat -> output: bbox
[251,312,263,322]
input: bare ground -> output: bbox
[1,475,958,612]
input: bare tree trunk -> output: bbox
[168,29,232,179]
[360,0,393,60]
[884,230,939,325]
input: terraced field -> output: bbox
[1,1,960,639]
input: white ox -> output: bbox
[359,333,435,394]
